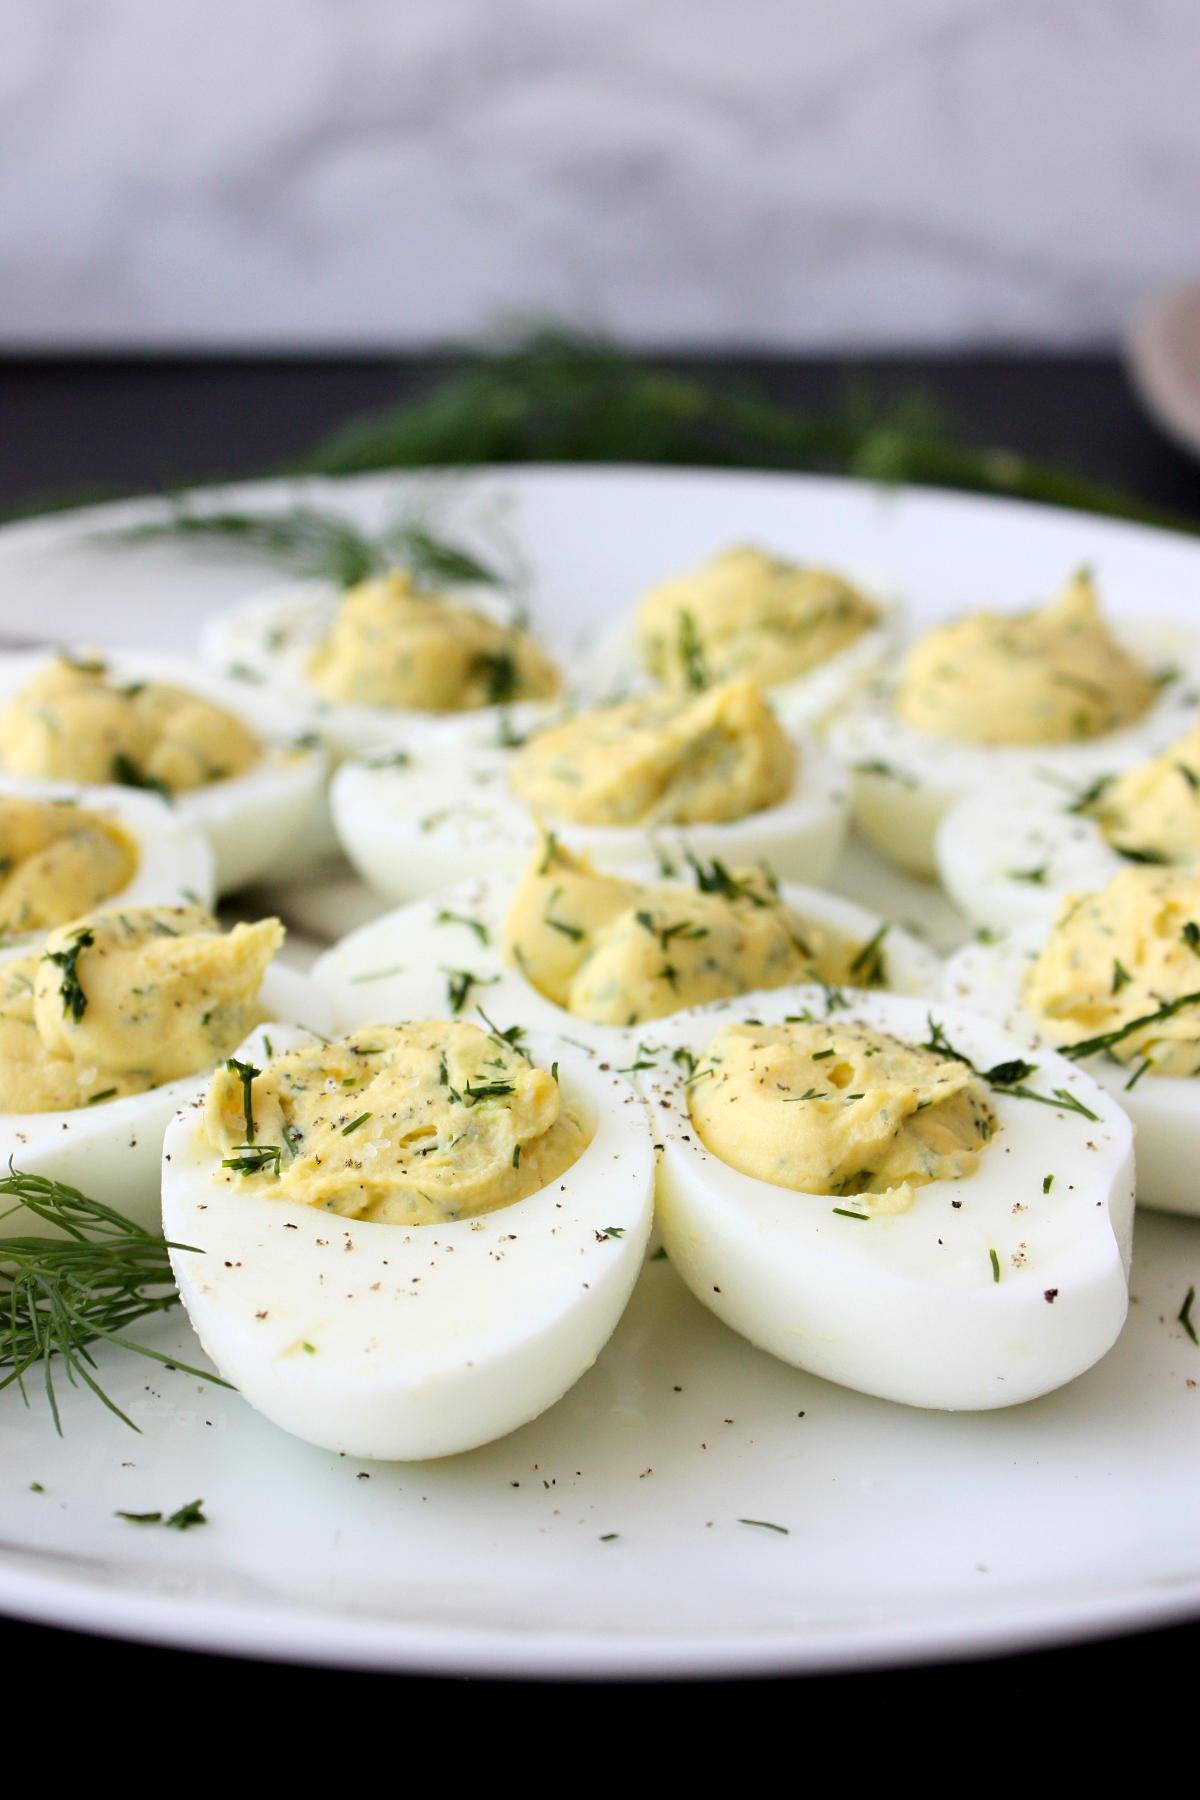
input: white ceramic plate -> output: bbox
[2,466,1200,1679]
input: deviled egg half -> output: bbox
[0,650,327,893]
[632,986,1132,1409]
[314,836,942,1048]
[201,567,562,761]
[0,776,213,944]
[937,717,1200,930]
[585,545,891,732]
[161,1018,654,1461]
[0,902,330,1237]
[827,571,1200,877]
[332,677,848,905]
[945,863,1200,1217]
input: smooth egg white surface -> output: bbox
[936,777,1130,930]
[161,1033,655,1462]
[311,871,944,1046]
[579,609,895,736]
[0,773,215,927]
[0,963,332,1240]
[200,580,555,762]
[331,713,849,906]
[629,986,1132,1410]
[944,926,1200,1218]
[825,623,1200,877]
[0,651,329,896]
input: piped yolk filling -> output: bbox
[0,796,137,935]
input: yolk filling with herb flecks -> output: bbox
[504,836,886,1026]
[687,1019,993,1212]
[204,1020,589,1225]
[894,570,1155,746]
[508,678,794,827]
[1090,719,1200,864]
[0,903,283,1113]
[0,656,261,793]
[1023,865,1200,1077]
[637,545,878,692]
[306,571,560,711]
[0,796,137,935]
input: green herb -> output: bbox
[29,1482,42,1493]
[851,759,917,788]
[0,1169,222,1432]
[116,1510,162,1523]
[110,753,171,802]
[442,966,499,1014]
[1180,1285,1198,1346]
[1112,958,1132,993]
[347,964,405,983]
[223,1145,282,1176]
[985,1058,1039,1086]
[737,1518,789,1534]
[672,1046,697,1076]
[550,1062,558,1083]
[1183,922,1200,956]
[1008,864,1048,885]
[1043,1174,1054,1193]
[618,1059,657,1072]
[226,1057,260,1143]
[784,1088,824,1101]
[686,852,768,905]
[1125,1059,1153,1091]
[677,608,709,692]
[811,1047,835,1060]
[165,1498,207,1531]
[42,927,94,1023]
[537,832,560,874]
[302,1342,316,1354]
[462,1081,515,1105]
[1061,990,1200,1062]
[600,1533,619,1541]
[359,749,412,769]
[341,1112,372,1136]
[1178,763,1200,794]
[86,1088,118,1106]
[512,1145,520,1167]
[1115,844,1171,865]
[435,909,490,946]
[832,1207,869,1221]
[990,1248,1001,1283]
[1000,1083,1101,1121]
[599,1226,626,1239]
[649,1246,668,1261]
[476,1006,526,1049]
[472,647,518,705]
[849,923,889,986]
[1064,773,1115,814]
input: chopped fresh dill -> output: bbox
[1183,922,1200,956]
[1180,1285,1198,1346]
[600,1226,626,1239]
[110,753,172,802]
[1008,864,1048,885]
[1124,1059,1153,1091]
[512,1145,520,1167]
[990,1248,1001,1283]
[1043,1174,1054,1193]
[359,749,411,770]
[1114,844,1170,865]
[86,1087,118,1106]
[341,1113,372,1136]
[851,759,917,789]
[544,887,584,940]
[463,1080,515,1105]
[435,909,489,946]
[686,851,768,906]
[1064,773,1115,814]
[832,1207,869,1220]
[1112,958,1132,994]
[226,1057,261,1144]
[1178,762,1200,793]
[476,1006,526,1049]
[347,964,405,984]
[1061,990,1200,1062]
[472,647,518,705]
[223,1145,282,1176]
[811,1047,835,1060]
[737,1518,790,1533]
[441,965,500,1014]
[677,608,709,692]
[849,923,889,986]
[42,927,94,1022]
[672,1046,697,1076]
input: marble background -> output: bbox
[2,0,1199,350]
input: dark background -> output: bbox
[2,351,1198,1718]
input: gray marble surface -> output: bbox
[2,0,1199,350]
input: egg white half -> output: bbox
[944,924,1200,1218]
[935,776,1130,930]
[629,985,1132,1410]
[0,651,329,895]
[0,962,333,1241]
[331,712,849,906]
[161,1033,655,1461]
[579,608,895,736]
[311,871,944,1048]
[826,621,1200,876]
[200,580,558,762]
[0,773,215,935]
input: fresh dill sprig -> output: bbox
[42,928,94,1022]
[849,923,889,987]
[1059,990,1200,1062]
[110,753,172,802]
[0,1168,222,1433]
[226,1057,261,1144]
[677,609,709,692]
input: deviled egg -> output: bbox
[201,569,561,761]
[586,545,891,731]
[633,986,1132,1409]
[161,1019,654,1460]
[937,717,1200,929]
[314,837,941,1045]
[0,776,213,940]
[0,651,327,893]
[0,902,330,1236]
[332,678,848,904]
[944,863,1200,1216]
[827,571,1200,876]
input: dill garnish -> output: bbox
[686,852,769,905]
[1180,1285,1198,1346]
[737,1517,789,1533]
[677,609,709,692]
[42,927,94,1022]
[990,1248,1001,1283]
[476,1007,526,1050]
[1064,773,1115,814]
[441,966,499,1015]
[472,647,518,705]
[435,909,490,946]
[462,1080,515,1104]
[832,1207,869,1221]
[1008,864,1048,885]
[1112,958,1132,993]
[226,1057,261,1143]
[223,1145,282,1176]
[0,1168,223,1432]
[341,1112,372,1136]
[1178,763,1200,794]
[1114,844,1170,865]
[110,753,171,802]
[1183,922,1200,956]
[1059,990,1200,1062]
[849,922,889,986]
[851,759,917,788]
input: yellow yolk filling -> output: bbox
[1092,720,1200,863]
[637,545,877,691]
[504,838,883,1025]
[204,1020,588,1225]
[1023,865,1200,1076]
[894,571,1155,746]
[509,678,794,827]
[687,1019,992,1210]
[0,904,282,1112]
[307,571,560,711]
[0,658,260,792]
[0,796,136,934]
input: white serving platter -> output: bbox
[1,465,1200,1679]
